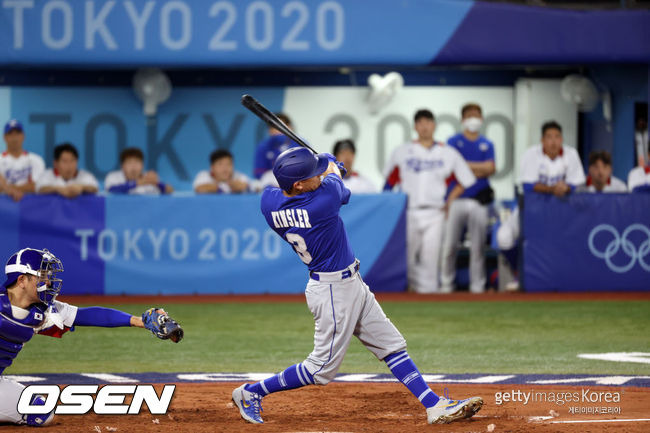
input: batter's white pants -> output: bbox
[440,198,490,293]
[302,263,407,385]
[406,208,445,293]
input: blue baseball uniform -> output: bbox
[441,133,495,293]
[261,174,354,272]
[446,133,495,199]
[233,154,483,425]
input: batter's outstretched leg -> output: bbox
[384,351,483,424]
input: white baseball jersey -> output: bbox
[519,145,586,187]
[35,168,99,191]
[342,171,377,194]
[0,151,45,186]
[627,166,650,192]
[192,170,250,193]
[384,141,476,209]
[104,170,161,195]
[578,175,627,193]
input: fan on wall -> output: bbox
[560,73,612,130]
[132,68,172,117]
[366,72,404,115]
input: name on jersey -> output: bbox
[271,209,312,229]
[406,158,443,173]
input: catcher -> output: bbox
[0,247,183,427]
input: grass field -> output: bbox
[7,299,650,376]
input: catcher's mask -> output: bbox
[4,248,64,304]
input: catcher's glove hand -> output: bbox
[142,308,184,343]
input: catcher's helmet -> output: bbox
[273,147,329,192]
[4,248,63,304]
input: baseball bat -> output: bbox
[241,94,318,154]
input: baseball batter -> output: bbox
[384,109,476,293]
[440,103,496,294]
[232,147,482,425]
[0,120,45,202]
[0,248,182,427]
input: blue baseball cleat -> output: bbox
[232,384,264,424]
[426,392,483,424]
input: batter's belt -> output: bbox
[309,260,360,282]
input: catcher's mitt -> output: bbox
[142,308,184,343]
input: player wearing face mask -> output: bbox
[440,103,496,294]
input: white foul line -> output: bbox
[549,418,650,424]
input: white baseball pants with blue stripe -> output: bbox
[302,268,407,385]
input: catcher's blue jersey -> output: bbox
[0,285,45,374]
[261,173,355,273]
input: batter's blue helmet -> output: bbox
[273,147,329,192]
[4,248,63,304]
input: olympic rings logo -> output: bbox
[587,224,650,273]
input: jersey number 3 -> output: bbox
[286,233,312,264]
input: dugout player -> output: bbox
[253,112,299,181]
[332,139,377,193]
[440,103,495,293]
[0,120,45,202]
[232,147,482,425]
[0,248,182,427]
[384,109,476,293]
[104,147,173,195]
[193,149,250,194]
[36,143,99,198]
[577,150,627,193]
[497,121,586,283]
[519,121,585,196]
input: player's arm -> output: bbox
[14,181,36,193]
[443,183,465,215]
[80,184,99,194]
[195,183,219,193]
[73,306,183,341]
[467,160,495,178]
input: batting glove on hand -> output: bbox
[321,153,348,177]
[142,308,184,343]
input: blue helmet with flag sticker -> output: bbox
[4,248,63,304]
[272,147,329,192]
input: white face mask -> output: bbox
[462,117,483,133]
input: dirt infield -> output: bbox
[5,382,648,433]
[58,291,650,305]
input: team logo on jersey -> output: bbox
[405,158,443,172]
[18,384,176,415]
[479,142,489,152]
[588,224,650,273]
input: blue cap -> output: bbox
[4,119,23,134]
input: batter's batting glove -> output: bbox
[322,153,348,177]
[142,308,184,343]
